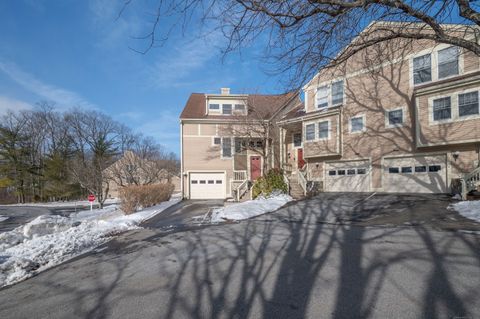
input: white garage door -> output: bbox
[325,160,371,192]
[189,172,226,199]
[383,155,447,193]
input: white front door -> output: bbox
[189,172,226,199]
[325,160,371,192]
[383,155,447,193]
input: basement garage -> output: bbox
[325,160,371,192]
[189,172,226,199]
[383,155,447,193]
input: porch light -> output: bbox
[452,151,460,161]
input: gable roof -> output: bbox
[179,92,300,120]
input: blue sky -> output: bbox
[0,0,285,155]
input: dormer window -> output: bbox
[413,54,431,84]
[209,103,220,110]
[331,80,344,105]
[438,46,459,79]
[234,104,245,111]
[222,104,232,115]
[316,86,329,109]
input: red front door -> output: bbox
[250,156,262,180]
[297,148,305,168]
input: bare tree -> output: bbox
[125,0,480,86]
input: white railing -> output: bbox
[461,166,480,199]
[234,170,247,181]
[297,169,307,196]
[283,174,290,193]
[235,180,249,202]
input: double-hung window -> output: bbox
[438,47,459,79]
[387,109,403,126]
[209,103,220,110]
[222,104,232,115]
[318,121,329,139]
[293,133,302,147]
[432,97,451,121]
[222,138,232,157]
[413,54,432,84]
[458,91,479,117]
[305,124,315,141]
[316,86,329,109]
[331,80,344,105]
[350,116,364,133]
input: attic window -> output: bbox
[234,104,245,111]
[209,103,220,110]
[222,104,232,115]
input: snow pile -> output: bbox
[0,195,181,288]
[211,193,292,223]
[0,215,9,222]
[450,200,480,223]
[6,198,119,208]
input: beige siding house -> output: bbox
[279,22,480,196]
[180,88,300,200]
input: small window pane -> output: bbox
[459,91,479,117]
[338,170,346,175]
[222,104,232,115]
[433,97,451,121]
[199,180,206,184]
[293,133,302,147]
[438,47,459,79]
[351,117,364,132]
[256,141,263,148]
[305,124,315,141]
[389,167,399,174]
[332,80,344,105]
[213,137,221,145]
[413,54,432,84]
[234,104,245,110]
[191,180,198,184]
[209,103,220,110]
[318,121,329,139]
[388,109,403,126]
[401,167,412,173]
[347,169,356,175]
[316,86,329,108]
[429,165,441,172]
[215,180,222,184]
[415,166,427,173]
[208,180,214,184]
[328,170,336,176]
[357,168,366,174]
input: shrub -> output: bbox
[119,183,174,214]
[252,168,288,199]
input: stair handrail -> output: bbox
[236,179,249,202]
[297,169,307,196]
[283,174,290,193]
[460,166,480,199]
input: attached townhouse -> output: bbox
[279,22,480,197]
[179,88,300,200]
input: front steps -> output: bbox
[288,175,305,200]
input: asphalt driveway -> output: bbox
[0,194,479,318]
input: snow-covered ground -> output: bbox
[450,200,480,223]
[5,198,119,208]
[0,194,181,288]
[210,193,292,223]
[0,215,9,222]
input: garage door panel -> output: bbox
[383,155,447,193]
[325,160,371,192]
[190,172,225,199]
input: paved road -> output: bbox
[0,204,115,233]
[1,194,479,319]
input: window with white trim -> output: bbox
[234,104,245,111]
[350,116,364,133]
[331,80,344,105]
[222,137,232,157]
[413,54,431,84]
[305,124,315,141]
[432,97,451,121]
[293,133,302,147]
[222,104,232,115]
[316,86,329,109]
[209,103,220,110]
[213,137,221,145]
[438,46,459,79]
[318,121,329,139]
[387,109,403,126]
[458,91,479,117]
